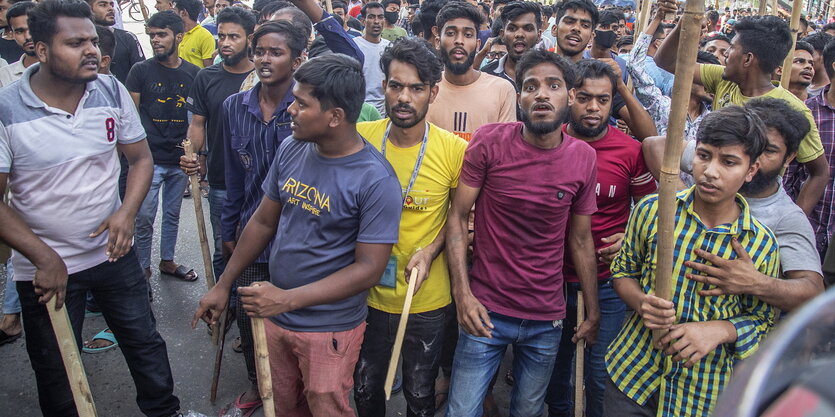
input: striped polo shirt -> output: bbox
[0,64,146,281]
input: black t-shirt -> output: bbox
[0,35,22,64]
[110,28,145,84]
[186,63,253,189]
[126,58,201,166]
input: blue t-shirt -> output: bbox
[262,137,402,332]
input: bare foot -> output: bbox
[0,313,21,336]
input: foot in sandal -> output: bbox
[159,260,198,282]
[83,328,118,353]
[218,387,261,417]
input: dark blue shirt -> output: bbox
[316,12,365,65]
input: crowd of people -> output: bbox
[0,0,832,415]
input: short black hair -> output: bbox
[418,0,444,40]
[410,18,424,38]
[252,0,277,12]
[362,1,383,17]
[147,10,184,34]
[699,32,731,48]
[616,35,633,48]
[29,0,93,45]
[732,16,793,74]
[574,59,617,95]
[554,0,598,28]
[252,20,307,58]
[257,0,292,22]
[216,5,257,35]
[822,38,835,79]
[436,1,484,32]
[380,37,443,86]
[95,24,115,58]
[542,5,553,18]
[697,50,721,65]
[744,98,808,158]
[706,9,719,24]
[173,0,202,21]
[332,1,347,11]
[514,49,575,93]
[696,105,768,165]
[500,1,541,27]
[801,31,833,53]
[598,10,618,27]
[382,0,399,9]
[795,40,814,57]
[268,5,312,39]
[493,0,512,7]
[6,1,35,23]
[293,54,365,123]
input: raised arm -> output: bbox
[288,0,365,65]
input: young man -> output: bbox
[381,0,406,41]
[0,0,21,64]
[192,54,402,417]
[425,1,516,141]
[699,32,730,65]
[547,59,657,417]
[482,1,541,85]
[353,37,468,417]
[781,41,815,102]
[181,6,255,279]
[656,8,830,217]
[0,0,181,415]
[354,1,390,115]
[445,49,601,416]
[87,0,145,83]
[156,0,174,12]
[332,1,362,37]
[174,0,215,68]
[201,0,218,36]
[127,11,200,285]
[800,32,832,96]
[604,106,780,417]
[0,2,36,94]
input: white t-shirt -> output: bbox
[353,36,390,116]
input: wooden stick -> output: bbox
[325,0,333,14]
[250,283,276,417]
[652,0,704,346]
[574,291,585,417]
[771,0,779,15]
[635,0,653,37]
[138,0,150,24]
[759,0,768,18]
[384,268,419,400]
[209,307,228,404]
[47,299,98,417]
[780,0,803,88]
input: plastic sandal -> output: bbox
[82,328,118,353]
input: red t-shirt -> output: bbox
[560,125,657,283]
[349,4,361,18]
[460,122,598,321]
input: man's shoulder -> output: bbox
[180,60,202,75]
[475,71,515,91]
[428,122,468,148]
[194,63,223,80]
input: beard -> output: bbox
[385,102,428,129]
[440,47,475,75]
[740,165,781,195]
[222,48,248,67]
[520,105,569,135]
[154,44,177,61]
[568,112,608,139]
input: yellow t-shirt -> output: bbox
[179,25,216,68]
[358,119,468,314]
[700,63,824,163]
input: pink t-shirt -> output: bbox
[561,126,657,283]
[460,122,598,321]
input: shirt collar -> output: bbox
[492,55,508,75]
[677,186,754,233]
[243,80,296,119]
[811,85,835,110]
[19,63,97,109]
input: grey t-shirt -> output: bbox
[745,185,822,275]
[262,137,402,332]
[353,37,390,116]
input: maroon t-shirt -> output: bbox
[460,122,598,321]
[562,125,657,283]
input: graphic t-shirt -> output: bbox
[460,122,598,320]
[179,24,216,68]
[262,138,402,332]
[561,125,656,283]
[126,58,200,165]
[358,119,468,314]
[427,72,517,141]
[700,63,824,164]
[186,63,253,189]
[353,36,390,115]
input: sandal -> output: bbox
[162,265,198,282]
[82,328,118,353]
[218,392,262,417]
[0,329,21,346]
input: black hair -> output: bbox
[147,10,184,34]
[268,6,312,39]
[417,0,444,40]
[252,0,277,12]
[574,59,617,95]
[514,49,575,93]
[293,54,365,123]
[493,0,511,7]
[699,32,730,48]
[410,19,424,37]
[706,9,719,25]
[216,5,257,35]
[554,0,598,28]
[478,2,490,19]
[257,0,291,22]
[696,105,768,165]
[331,1,347,11]
[490,16,503,37]
[795,40,814,57]
[6,1,35,23]
[500,1,541,27]
[822,38,835,79]
[598,10,618,27]
[542,5,553,18]
[347,15,363,31]
[380,36,443,86]
[744,98,808,158]
[28,0,93,45]
[362,1,383,17]
[616,35,633,48]
[823,22,835,32]
[732,16,793,74]
[801,31,833,53]
[252,20,307,58]
[651,21,666,40]
[696,50,721,65]
[382,0,400,9]
[95,24,115,58]
[436,1,484,32]
[173,0,202,21]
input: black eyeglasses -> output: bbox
[487,51,507,60]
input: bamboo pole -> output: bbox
[47,299,98,417]
[771,0,779,15]
[250,283,276,417]
[325,0,333,14]
[652,0,704,345]
[780,0,804,88]
[635,0,653,37]
[209,312,227,404]
[759,0,767,17]
[384,268,419,400]
[138,0,150,24]
[574,291,585,417]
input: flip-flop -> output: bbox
[161,265,198,282]
[84,309,102,318]
[218,392,262,417]
[82,328,118,353]
[0,329,21,346]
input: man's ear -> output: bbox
[429,83,439,104]
[783,151,798,168]
[327,107,346,128]
[744,159,760,183]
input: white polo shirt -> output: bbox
[0,63,146,281]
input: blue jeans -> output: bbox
[446,311,563,417]
[207,187,227,280]
[3,260,20,314]
[546,280,627,417]
[135,165,189,270]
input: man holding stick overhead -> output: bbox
[353,37,467,417]
[193,54,402,417]
[0,0,181,416]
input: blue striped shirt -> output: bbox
[221,82,294,263]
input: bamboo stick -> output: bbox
[759,0,767,17]
[780,0,804,88]
[635,0,653,37]
[652,0,704,345]
[47,299,98,417]
[771,0,779,15]
[574,291,585,417]
[384,268,419,400]
[325,0,333,14]
[250,283,276,417]
[209,308,227,404]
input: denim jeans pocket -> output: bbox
[414,307,446,321]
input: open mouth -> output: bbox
[565,35,582,47]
